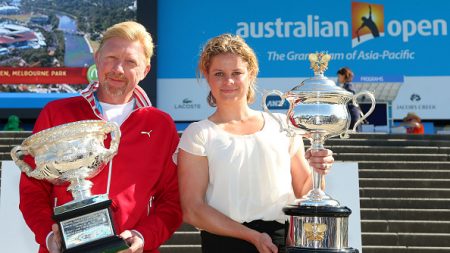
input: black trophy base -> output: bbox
[64,235,128,253]
[53,197,129,253]
[286,247,359,253]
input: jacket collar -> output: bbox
[80,82,152,117]
[81,82,152,118]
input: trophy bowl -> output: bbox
[284,78,353,140]
[263,53,375,252]
[263,53,376,206]
[11,120,120,196]
[11,120,129,252]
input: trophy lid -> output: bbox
[287,53,352,98]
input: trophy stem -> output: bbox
[310,133,325,193]
[296,133,340,207]
[68,177,93,201]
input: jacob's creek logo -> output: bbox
[396,93,436,111]
[410,93,421,102]
[174,98,201,109]
[236,1,447,50]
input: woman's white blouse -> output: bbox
[178,112,302,223]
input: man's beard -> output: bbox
[102,81,126,96]
[102,74,128,97]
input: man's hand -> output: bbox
[118,230,144,253]
[47,224,62,253]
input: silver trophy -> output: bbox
[263,53,375,253]
[11,120,128,253]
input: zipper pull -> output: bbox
[147,196,155,216]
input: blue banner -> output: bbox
[158,0,449,78]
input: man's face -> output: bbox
[94,37,150,103]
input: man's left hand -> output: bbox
[118,230,144,253]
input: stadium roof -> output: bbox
[0,23,36,45]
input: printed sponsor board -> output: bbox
[157,0,449,121]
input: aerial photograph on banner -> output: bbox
[0,0,136,93]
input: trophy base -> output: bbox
[64,235,128,253]
[286,247,359,253]
[283,205,353,250]
[283,204,352,217]
[53,196,128,252]
[295,189,341,207]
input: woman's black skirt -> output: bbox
[200,220,286,253]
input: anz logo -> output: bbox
[264,95,289,110]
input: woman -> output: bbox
[177,34,334,253]
[337,67,362,131]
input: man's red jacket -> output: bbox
[19,84,182,253]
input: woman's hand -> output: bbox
[304,148,334,174]
[253,232,278,253]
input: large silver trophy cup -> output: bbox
[11,120,128,253]
[263,53,375,253]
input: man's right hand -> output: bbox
[47,224,62,253]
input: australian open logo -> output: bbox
[352,2,384,48]
[174,98,201,109]
[236,2,447,49]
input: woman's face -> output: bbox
[206,53,252,106]
[337,73,345,84]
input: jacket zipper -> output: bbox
[147,196,155,216]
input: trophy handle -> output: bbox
[262,90,292,135]
[352,91,376,131]
[102,121,121,159]
[10,145,46,180]
[340,91,376,138]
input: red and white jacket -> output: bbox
[19,83,182,253]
